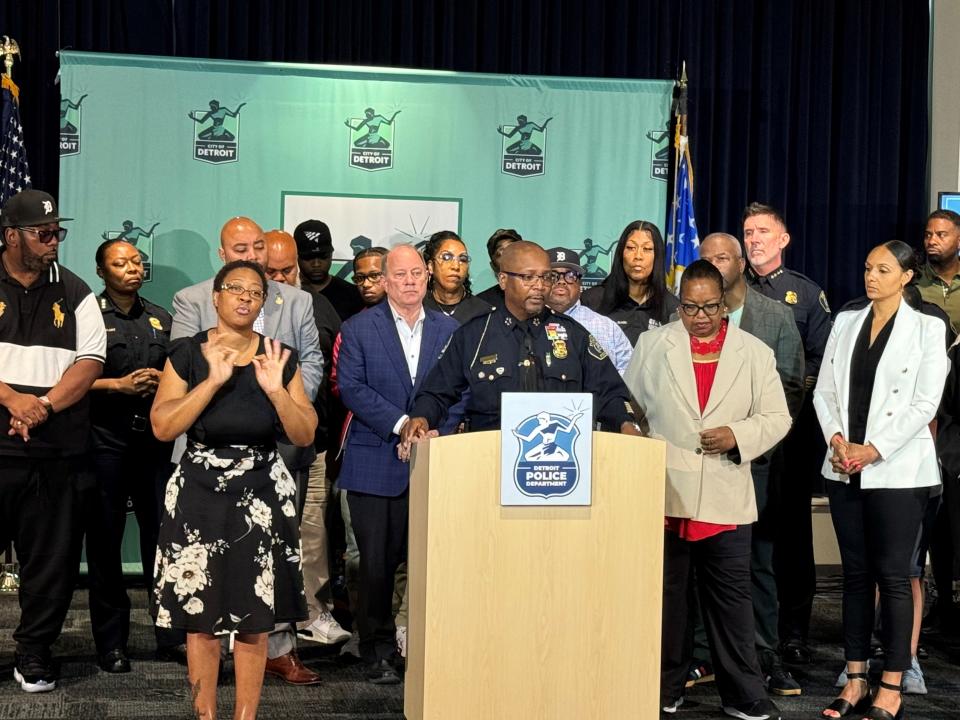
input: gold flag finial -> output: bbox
[1,36,21,80]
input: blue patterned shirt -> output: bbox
[563,300,634,374]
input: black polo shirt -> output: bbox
[0,251,106,457]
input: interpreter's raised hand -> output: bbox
[201,331,240,387]
[252,337,291,395]
[699,426,736,455]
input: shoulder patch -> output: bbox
[588,334,608,361]
[819,291,830,313]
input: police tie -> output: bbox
[519,321,544,392]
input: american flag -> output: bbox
[0,75,31,207]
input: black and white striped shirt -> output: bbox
[0,253,106,456]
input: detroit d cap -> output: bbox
[1,189,73,227]
[293,219,333,259]
[547,247,584,275]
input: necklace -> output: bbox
[433,289,465,317]
[689,319,728,355]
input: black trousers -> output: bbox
[86,441,181,653]
[347,489,408,664]
[751,457,781,655]
[661,525,768,706]
[0,456,85,658]
[826,480,929,671]
[774,395,821,645]
[930,469,960,635]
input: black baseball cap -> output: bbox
[547,247,584,275]
[1,189,73,227]
[293,219,334,259]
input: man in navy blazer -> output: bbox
[337,243,460,683]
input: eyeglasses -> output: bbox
[17,226,67,244]
[437,251,471,264]
[500,270,558,287]
[352,271,384,285]
[220,282,266,301]
[552,270,582,284]
[679,302,723,317]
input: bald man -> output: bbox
[335,244,462,683]
[169,217,324,684]
[700,231,804,697]
[405,241,639,438]
[264,229,349,647]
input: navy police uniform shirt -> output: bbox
[411,304,636,432]
[746,266,831,380]
[90,291,172,449]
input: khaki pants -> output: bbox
[297,452,333,628]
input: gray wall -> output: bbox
[930,0,960,209]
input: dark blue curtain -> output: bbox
[1,0,929,306]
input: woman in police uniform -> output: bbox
[85,238,179,672]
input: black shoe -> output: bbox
[97,649,131,674]
[760,653,801,697]
[365,658,401,685]
[779,639,811,665]
[13,652,57,693]
[864,679,904,720]
[155,643,188,665]
[821,671,871,718]
[722,697,781,720]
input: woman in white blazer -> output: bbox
[814,241,949,720]
[625,260,791,720]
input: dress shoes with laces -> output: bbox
[264,651,321,685]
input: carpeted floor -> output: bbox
[0,579,958,718]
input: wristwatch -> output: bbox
[38,395,55,413]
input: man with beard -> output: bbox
[919,209,960,333]
[0,189,107,692]
[403,241,640,437]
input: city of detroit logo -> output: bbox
[59,94,87,157]
[189,99,245,164]
[101,220,159,282]
[646,129,669,182]
[345,107,400,171]
[511,410,583,498]
[498,113,552,178]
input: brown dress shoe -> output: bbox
[264,651,321,685]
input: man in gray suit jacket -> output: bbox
[701,232,805,697]
[170,216,324,685]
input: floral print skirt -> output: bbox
[153,441,307,635]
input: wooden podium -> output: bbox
[404,431,666,720]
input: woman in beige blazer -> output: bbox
[625,260,791,720]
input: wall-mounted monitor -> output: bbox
[938,191,960,214]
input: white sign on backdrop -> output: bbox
[282,192,462,271]
[500,393,593,507]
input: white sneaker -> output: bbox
[902,655,927,695]
[13,654,57,693]
[297,611,351,644]
[396,625,407,659]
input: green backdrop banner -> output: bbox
[58,51,672,307]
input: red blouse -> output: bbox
[665,321,737,542]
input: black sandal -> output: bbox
[864,680,904,720]
[820,671,871,718]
